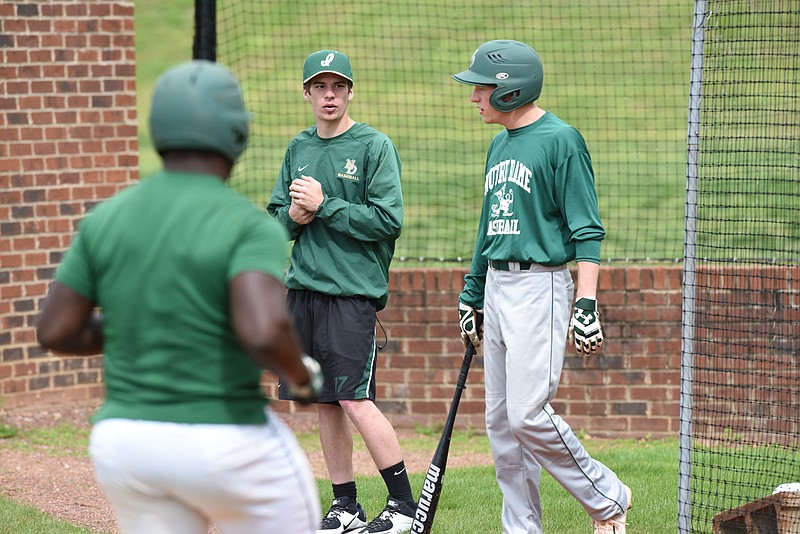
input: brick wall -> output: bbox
[0,0,685,439]
[266,265,685,439]
[0,1,138,409]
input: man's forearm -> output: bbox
[45,312,104,355]
[575,260,599,300]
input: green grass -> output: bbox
[132,0,696,262]
[133,0,195,178]
[131,1,798,263]
[0,423,677,533]
[0,499,99,534]
[319,437,678,534]
[0,423,90,456]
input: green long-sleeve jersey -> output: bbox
[460,112,605,308]
[267,122,404,310]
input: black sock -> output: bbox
[379,461,415,508]
[332,481,358,502]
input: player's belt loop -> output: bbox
[489,260,533,271]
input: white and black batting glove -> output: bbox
[458,301,484,349]
[288,354,325,405]
[569,298,604,355]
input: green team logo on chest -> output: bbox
[488,185,519,235]
[337,158,360,181]
[486,159,531,236]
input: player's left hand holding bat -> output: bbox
[569,297,604,355]
[458,300,483,348]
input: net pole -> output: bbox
[679,1,706,532]
[192,0,216,61]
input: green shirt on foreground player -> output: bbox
[36,60,322,534]
[54,169,289,423]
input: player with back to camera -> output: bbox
[267,50,414,534]
[452,40,632,534]
[35,60,323,534]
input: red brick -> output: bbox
[629,417,670,432]
[0,2,768,444]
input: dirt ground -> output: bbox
[0,404,493,533]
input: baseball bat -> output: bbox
[411,341,476,533]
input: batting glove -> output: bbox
[458,301,484,349]
[569,298,604,355]
[288,354,325,405]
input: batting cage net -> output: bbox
[203,1,800,532]
[679,1,800,533]
[210,0,689,264]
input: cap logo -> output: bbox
[496,73,509,80]
[321,53,335,67]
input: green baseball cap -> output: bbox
[303,50,354,84]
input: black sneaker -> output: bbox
[318,496,368,534]
[356,496,415,534]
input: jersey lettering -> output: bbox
[337,158,360,181]
[487,218,520,235]
[485,159,529,236]
[484,159,532,194]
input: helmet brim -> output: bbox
[452,69,498,87]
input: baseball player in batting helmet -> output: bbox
[453,40,632,533]
[37,60,323,534]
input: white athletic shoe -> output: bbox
[592,485,632,534]
[356,496,414,534]
[318,496,368,534]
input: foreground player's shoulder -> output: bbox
[77,178,146,234]
[228,206,289,281]
[227,194,289,256]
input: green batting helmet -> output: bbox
[149,60,250,163]
[452,40,544,112]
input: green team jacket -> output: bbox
[267,122,404,310]
[460,112,605,309]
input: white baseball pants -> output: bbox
[89,407,320,534]
[483,265,629,534]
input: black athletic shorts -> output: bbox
[278,290,378,403]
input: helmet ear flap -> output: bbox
[453,40,544,112]
[490,87,523,113]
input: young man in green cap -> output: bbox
[267,50,414,534]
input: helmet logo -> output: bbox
[321,53,335,67]
[496,73,509,80]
